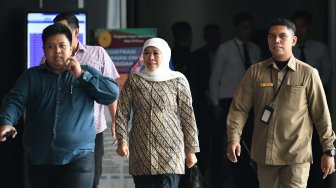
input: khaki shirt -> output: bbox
[227,56,335,165]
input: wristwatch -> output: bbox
[323,149,336,157]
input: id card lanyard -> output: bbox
[269,67,289,107]
[260,67,289,124]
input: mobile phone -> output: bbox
[2,130,16,138]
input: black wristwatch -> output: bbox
[323,149,336,157]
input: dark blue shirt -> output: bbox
[0,64,119,165]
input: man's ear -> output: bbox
[292,35,298,46]
[74,28,80,37]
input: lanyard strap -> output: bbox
[269,67,289,103]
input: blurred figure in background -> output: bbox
[171,21,193,76]
[209,12,261,188]
[189,23,221,187]
[291,10,332,88]
[291,10,333,188]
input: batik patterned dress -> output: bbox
[116,74,200,175]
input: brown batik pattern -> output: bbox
[116,74,200,175]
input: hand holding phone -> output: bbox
[2,130,16,138]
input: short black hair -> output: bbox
[171,21,192,41]
[233,12,254,27]
[268,18,296,34]
[42,23,72,46]
[291,10,312,25]
[203,24,220,34]
[53,12,79,30]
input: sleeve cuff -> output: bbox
[80,70,92,81]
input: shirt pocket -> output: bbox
[283,84,306,111]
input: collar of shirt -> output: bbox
[37,63,59,74]
[77,41,87,53]
[234,37,244,46]
[267,55,297,71]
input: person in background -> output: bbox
[189,23,221,185]
[291,10,334,188]
[0,23,119,188]
[171,21,192,76]
[209,12,261,188]
[52,13,120,188]
[116,38,199,188]
[291,10,332,87]
[226,18,335,188]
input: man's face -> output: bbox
[43,34,72,73]
[267,25,297,61]
[293,18,310,44]
[205,28,221,51]
[235,20,254,42]
[56,20,78,49]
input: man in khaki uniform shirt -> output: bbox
[226,18,336,188]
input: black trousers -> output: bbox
[210,98,235,187]
[133,174,181,188]
[27,153,95,188]
[219,98,258,188]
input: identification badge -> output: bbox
[260,83,274,87]
[260,105,274,124]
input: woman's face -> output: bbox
[143,46,163,71]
